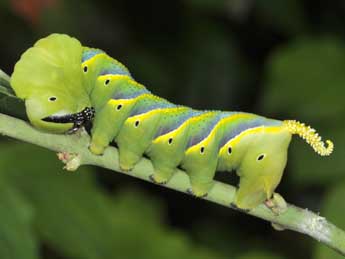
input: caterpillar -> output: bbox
[10,34,334,210]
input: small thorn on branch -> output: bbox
[57,152,82,171]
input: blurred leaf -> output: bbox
[0,1,9,9]
[184,0,254,20]
[238,250,285,259]
[184,0,228,12]
[181,22,252,110]
[255,0,308,35]
[0,69,11,90]
[194,221,242,256]
[262,38,345,186]
[0,85,14,97]
[0,182,39,259]
[0,143,220,259]
[0,69,27,120]
[10,0,58,25]
[226,0,254,20]
[126,49,176,99]
[314,183,345,259]
[263,38,345,120]
[0,89,27,120]
[287,127,344,186]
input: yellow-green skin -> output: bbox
[11,34,294,210]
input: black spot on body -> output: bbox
[257,154,265,161]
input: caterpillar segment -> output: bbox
[147,109,203,184]
[219,125,292,208]
[81,48,131,94]
[10,34,334,210]
[181,112,230,197]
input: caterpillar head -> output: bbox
[11,34,92,133]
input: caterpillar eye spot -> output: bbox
[257,154,265,161]
[83,66,88,73]
[134,120,140,127]
[105,79,110,85]
[48,96,57,102]
[168,138,173,145]
[200,147,205,154]
[227,147,232,155]
[116,104,122,110]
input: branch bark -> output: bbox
[1,113,345,256]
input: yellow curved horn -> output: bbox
[283,120,334,156]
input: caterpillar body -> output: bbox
[10,34,334,209]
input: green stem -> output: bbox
[1,113,345,256]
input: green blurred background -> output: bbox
[0,0,345,258]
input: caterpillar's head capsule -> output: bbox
[22,88,92,133]
[11,34,92,133]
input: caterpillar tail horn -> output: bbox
[283,120,334,156]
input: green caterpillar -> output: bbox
[10,34,334,210]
